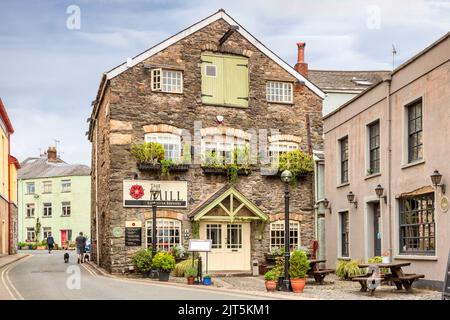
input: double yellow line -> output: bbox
[0,256,31,300]
[80,262,98,278]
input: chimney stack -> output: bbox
[47,146,57,162]
[294,42,308,78]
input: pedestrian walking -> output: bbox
[75,232,87,264]
[47,232,55,254]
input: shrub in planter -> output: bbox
[264,270,277,292]
[289,250,310,293]
[131,142,165,165]
[131,249,153,277]
[184,267,197,285]
[336,259,364,280]
[173,259,198,277]
[278,149,314,179]
[336,260,348,280]
[152,251,176,281]
[171,244,187,261]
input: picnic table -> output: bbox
[307,259,334,284]
[353,262,424,293]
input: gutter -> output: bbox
[385,76,393,260]
[7,132,11,254]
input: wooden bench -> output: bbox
[309,269,335,284]
[385,273,425,291]
[352,273,386,295]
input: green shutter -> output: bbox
[201,54,223,105]
[223,56,249,107]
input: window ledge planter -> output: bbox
[137,163,190,172]
[261,168,309,179]
[201,166,251,176]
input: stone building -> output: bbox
[88,10,324,273]
[323,32,450,289]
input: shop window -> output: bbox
[146,219,181,251]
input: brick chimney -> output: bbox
[294,42,308,78]
[47,146,57,162]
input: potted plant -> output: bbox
[289,250,310,293]
[202,274,212,285]
[278,149,313,179]
[152,251,176,281]
[264,270,277,292]
[171,244,187,261]
[184,267,197,285]
[131,142,165,171]
[130,248,153,277]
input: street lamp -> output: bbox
[280,169,293,292]
[322,198,331,213]
[431,170,446,194]
[346,191,358,208]
[150,183,161,278]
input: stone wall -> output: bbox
[9,204,18,254]
[91,18,323,273]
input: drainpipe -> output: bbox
[7,132,11,255]
[386,76,393,260]
[95,122,99,265]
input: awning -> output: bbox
[395,185,434,198]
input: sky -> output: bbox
[0,0,449,166]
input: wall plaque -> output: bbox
[125,227,142,246]
[123,180,187,208]
[440,196,449,213]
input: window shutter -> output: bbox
[201,54,223,105]
[223,56,249,107]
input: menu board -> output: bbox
[125,227,142,247]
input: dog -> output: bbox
[84,253,90,262]
[64,252,69,263]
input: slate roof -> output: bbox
[18,157,91,180]
[308,70,391,92]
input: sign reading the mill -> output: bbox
[123,180,188,208]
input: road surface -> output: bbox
[0,250,273,300]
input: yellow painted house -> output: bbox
[0,98,19,256]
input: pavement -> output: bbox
[0,250,280,300]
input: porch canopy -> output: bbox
[189,185,268,222]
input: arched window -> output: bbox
[145,133,181,161]
[270,221,300,252]
[201,128,251,165]
[146,219,181,252]
[269,141,299,164]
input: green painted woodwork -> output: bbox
[193,186,267,221]
[201,53,249,107]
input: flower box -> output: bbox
[260,168,309,179]
[201,166,250,176]
[137,163,161,171]
[170,164,190,172]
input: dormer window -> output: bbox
[151,69,183,93]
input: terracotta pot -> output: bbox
[187,276,195,285]
[265,280,277,292]
[290,278,306,293]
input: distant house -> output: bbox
[309,70,390,116]
[17,147,91,248]
[0,98,20,255]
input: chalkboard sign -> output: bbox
[443,250,450,300]
[125,227,142,246]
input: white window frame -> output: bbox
[145,133,181,162]
[43,227,52,239]
[201,135,248,164]
[26,203,35,218]
[146,219,181,252]
[43,181,52,194]
[151,68,183,93]
[61,202,71,216]
[27,228,35,242]
[266,81,293,103]
[61,179,71,193]
[269,141,299,164]
[26,182,35,195]
[43,203,52,217]
[206,224,222,249]
[269,221,300,252]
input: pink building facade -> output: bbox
[323,33,450,289]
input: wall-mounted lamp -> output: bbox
[132,173,139,180]
[347,191,358,208]
[431,170,446,194]
[321,198,331,213]
[374,184,387,203]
